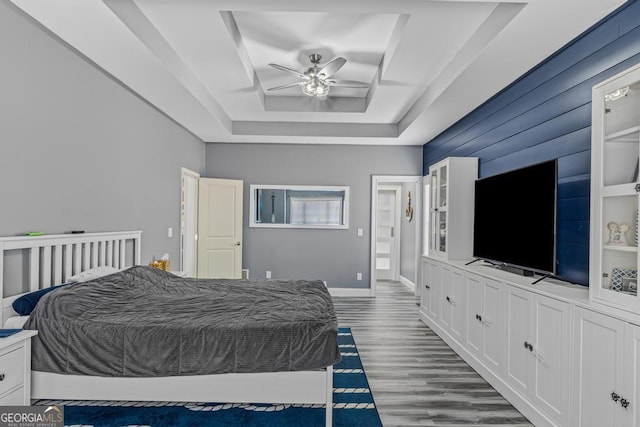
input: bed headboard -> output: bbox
[0,231,142,325]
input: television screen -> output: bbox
[473,160,557,274]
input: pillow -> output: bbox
[12,284,67,316]
[67,266,119,283]
[4,315,30,329]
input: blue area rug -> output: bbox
[34,328,382,427]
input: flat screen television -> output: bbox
[473,159,557,275]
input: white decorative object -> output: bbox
[606,221,630,245]
[611,267,637,294]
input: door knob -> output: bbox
[235,242,241,246]
[621,398,629,409]
[611,391,620,402]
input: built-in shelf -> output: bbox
[605,125,640,142]
[603,244,638,252]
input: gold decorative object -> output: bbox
[149,259,171,271]
[405,191,414,222]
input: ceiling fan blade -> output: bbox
[268,63,308,79]
[327,79,370,88]
[318,57,347,78]
[267,81,307,91]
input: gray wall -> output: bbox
[400,181,418,284]
[205,143,423,288]
[0,0,205,281]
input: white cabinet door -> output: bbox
[623,322,640,427]
[505,286,570,425]
[449,267,466,343]
[575,308,625,427]
[465,273,483,360]
[428,262,441,321]
[440,265,466,343]
[440,265,453,329]
[421,260,432,317]
[505,286,533,398]
[532,295,570,426]
[461,273,502,373]
[482,277,502,373]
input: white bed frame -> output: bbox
[0,231,333,426]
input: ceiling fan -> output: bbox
[267,53,370,97]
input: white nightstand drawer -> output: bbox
[0,386,24,405]
[0,347,26,395]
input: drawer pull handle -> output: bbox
[0,373,4,381]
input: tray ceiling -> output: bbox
[11,0,625,145]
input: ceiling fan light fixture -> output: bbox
[302,77,329,97]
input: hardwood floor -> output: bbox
[333,280,533,427]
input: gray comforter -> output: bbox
[24,266,341,377]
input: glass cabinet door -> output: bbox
[438,165,448,254]
[430,170,438,253]
[594,70,640,308]
[429,163,449,256]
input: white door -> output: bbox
[197,178,243,279]
[376,188,399,280]
[180,168,199,277]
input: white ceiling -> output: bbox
[11,0,625,145]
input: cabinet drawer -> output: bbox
[0,386,24,405]
[0,346,26,395]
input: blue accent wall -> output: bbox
[422,1,640,286]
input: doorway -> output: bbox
[370,176,422,297]
[180,168,199,277]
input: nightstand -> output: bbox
[0,330,37,405]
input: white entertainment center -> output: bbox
[420,63,640,427]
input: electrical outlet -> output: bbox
[357,272,362,281]
[168,227,173,238]
[266,270,272,279]
[357,228,363,237]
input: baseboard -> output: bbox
[418,312,556,427]
[328,287,373,297]
[399,275,415,292]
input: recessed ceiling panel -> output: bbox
[232,11,399,99]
